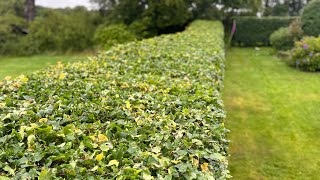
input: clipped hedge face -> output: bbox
[233,16,298,46]
[0,21,229,179]
[301,0,320,36]
[292,36,320,71]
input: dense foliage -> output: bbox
[0,14,27,55]
[232,16,298,46]
[269,18,303,51]
[94,24,136,50]
[291,36,320,71]
[0,20,229,179]
[25,8,98,54]
[301,0,320,36]
[270,27,294,50]
[0,5,101,55]
[91,0,263,36]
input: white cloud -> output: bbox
[36,0,96,9]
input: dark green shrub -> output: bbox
[232,16,298,46]
[0,20,229,179]
[0,14,28,55]
[26,10,95,53]
[291,36,320,71]
[270,27,293,50]
[301,0,320,36]
[94,24,136,49]
[128,18,158,39]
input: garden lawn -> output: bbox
[224,48,320,179]
[0,55,87,80]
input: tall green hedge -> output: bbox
[0,21,229,179]
[232,16,298,46]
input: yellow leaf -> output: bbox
[4,76,12,81]
[19,75,29,83]
[191,157,199,167]
[152,146,161,154]
[125,100,131,109]
[30,123,38,129]
[95,153,104,161]
[57,61,64,68]
[89,135,96,141]
[108,160,119,167]
[39,118,48,123]
[59,73,67,80]
[200,163,209,172]
[98,134,108,143]
[0,103,5,108]
[171,160,181,164]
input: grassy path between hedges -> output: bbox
[224,48,320,179]
[0,55,88,80]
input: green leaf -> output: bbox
[3,166,15,176]
[38,168,52,180]
[100,143,110,152]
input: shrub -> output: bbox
[0,20,229,179]
[289,18,303,40]
[26,10,96,54]
[301,0,320,36]
[270,18,303,51]
[291,36,320,71]
[232,16,298,46]
[0,14,27,55]
[128,17,158,39]
[94,24,136,49]
[270,27,293,50]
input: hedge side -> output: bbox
[232,16,298,46]
[0,20,229,179]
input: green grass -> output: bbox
[0,55,88,80]
[224,48,320,179]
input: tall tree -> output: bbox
[25,0,35,22]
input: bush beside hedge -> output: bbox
[270,27,294,51]
[0,20,229,179]
[232,16,298,46]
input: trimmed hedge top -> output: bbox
[233,16,298,46]
[0,20,229,179]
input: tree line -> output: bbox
[0,0,313,55]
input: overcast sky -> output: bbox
[36,0,96,9]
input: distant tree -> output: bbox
[264,0,309,16]
[90,0,117,15]
[25,0,35,21]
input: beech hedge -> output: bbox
[0,20,229,179]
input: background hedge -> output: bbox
[232,16,298,46]
[0,20,229,179]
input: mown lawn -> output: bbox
[224,48,320,179]
[0,55,87,80]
